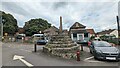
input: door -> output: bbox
[79,35,83,41]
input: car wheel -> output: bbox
[94,56,98,60]
[90,50,92,54]
[116,59,119,62]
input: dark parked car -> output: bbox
[16,35,23,39]
[36,40,47,45]
[89,41,120,61]
[77,40,88,46]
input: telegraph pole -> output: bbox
[0,16,3,41]
[116,16,120,45]
[1,22,3,40]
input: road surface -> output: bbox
[1,42,119,67]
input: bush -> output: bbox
[108,39,118,45]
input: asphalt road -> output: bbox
[1,42,120,67]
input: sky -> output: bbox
[1,0,120,32]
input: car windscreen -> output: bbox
[94,41,111,47]
[34,35,44,40]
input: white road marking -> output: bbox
[13,55,34,67]
[86,60,102,63]
[84,56,103,63]
[84,56,94,61]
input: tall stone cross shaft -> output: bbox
[59,16,62,34]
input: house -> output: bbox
[69,22,89,42]
[43,26,59,41]
[43,26,59,36]
[62,29,68,35]
[96,29,118,38]
[86,29,95,37]
[18,28,25,34]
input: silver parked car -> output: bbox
[89,41,120,61]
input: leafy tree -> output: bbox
[1,11,18,36]
[23,18,51,36]
[100,35,109,41]
[90,36,95,41]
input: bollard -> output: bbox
[34,44,37,52]
[76,50,80,61]
[81,45,83,51]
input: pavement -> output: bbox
[1,42,120,67]
[0,42,2,68]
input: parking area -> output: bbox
[80,45,120,63]
[1,42,119,67]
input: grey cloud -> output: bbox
[39,2,68,10]
[53,2,68,10]
[2,2,30,16]
[1,2,118,32]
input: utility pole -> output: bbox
[116,16,120,45]
[0,16,3,41]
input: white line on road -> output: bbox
[84,56,94,61]
[84,56,103,63]
[87,60,102,63]
[13,55,34,67]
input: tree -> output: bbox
[90,36,95,41]
[1,11,18,36]
[23,18,51,36]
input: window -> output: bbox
[76,23,79,27]
[84,33,88,37]
[73,33,77,37]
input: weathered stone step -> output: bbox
[50,41,73,43]
[46,43,76,48]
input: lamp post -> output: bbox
[0,17,3,41]
[1,21,3,38]
[116,16,120,45]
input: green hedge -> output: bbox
[108,39,118,45]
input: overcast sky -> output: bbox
[1,0,120,32]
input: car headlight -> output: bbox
[116,49,120,53]
[95,50,105,56]
[96,50,102,53]
[95,49,102,53]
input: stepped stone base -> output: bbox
[43,34,80,59]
